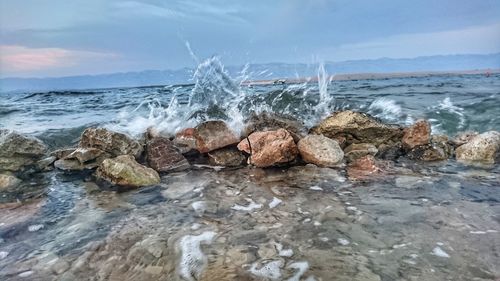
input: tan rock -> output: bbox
[237,129,298,167]
[297,135,344,167]
[194,121,240,153]
[310,110,403,146]
[208,147,246,167]
[455,131,500,165]
[0,172,21,190]
[96,155,160,187]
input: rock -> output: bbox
[453,131,479,147]
[54,159,99,171]
[297,135,344,167]
[79,128,143,158]
[402,120,431,150]
[0,130,47,171]
[51,148,76,159]
[346,155,385,180]
[66,147,106,163]
[311,110,404,147]
[36,156,57,171]
[237,129,298,167]
[344,143,378,162]
[208,147,246,167]
[376,143,404,160]
[193,121,240,153]
[243,112,307,142]
[173,128,197,154]
[455,131,500,164]
[431,135,454,157]
[146,137,190,172]
[407,144,448,161]
[96,155,160,187]
[0,172,22,190]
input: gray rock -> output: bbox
[79,128,143,158]
[0,130,47,171]
[243,112,307,142]
[146,137,190,172]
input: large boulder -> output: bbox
[243,112,307,142]
[174,121,240,154]
[310,110,404,147]
[237,129,298,167]
[297,135,344,167]
[208,147,246,167]
[402,120,431,150]
[455,131,500,165]
[0,130,47,171]
[79,128,143,158]
[146,137,189,172]
[344,143,378,162]
[96,155,160,187]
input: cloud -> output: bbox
[0,45,118,76]
[321,22,500,61]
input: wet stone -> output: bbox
[146,137,190,172]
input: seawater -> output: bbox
[0,61,499,280]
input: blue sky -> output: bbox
[1,0,499,78]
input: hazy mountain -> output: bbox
[1,53,499,92]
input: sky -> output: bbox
[1,0,499,78]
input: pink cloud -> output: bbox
[0,45,118,73]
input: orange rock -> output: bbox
[237,129,298,167]
[402,120,430,150]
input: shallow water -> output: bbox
[1,72,500,280]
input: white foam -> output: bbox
[231,199,262,212]
[191,201,207,215]
[269,197,283,209]
[0,251,8,259]
[249,260,283,280]
[28,224,44,232]
[309,186,323,191]
[274,242,294,257]
[178,231,217,281]
[431,246,450,258]
[18,271,33,278]
[287,261,309,281]
[337,238,350,246]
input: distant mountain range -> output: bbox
[1,53,499,92]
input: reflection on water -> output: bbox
[0,161,498,280]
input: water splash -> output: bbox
[315,63,334,119]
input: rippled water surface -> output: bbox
[0,72,499,280]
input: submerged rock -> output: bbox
[0,130,47,171]
[146,137,189,172]
[237,129,298,167]
[0,172,22,190]
[297,135,343,167]
[208,147,246,167]
[310,110,404,147]
[96,155,160,187]
[243,112,307,142]
[402,120,431,150]
[455,131,500,165]
[347,155,385,180]
[80,128,143,158]
[344,143,378,162]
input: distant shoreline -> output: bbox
[242,68,500,86]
